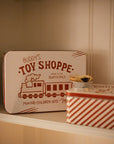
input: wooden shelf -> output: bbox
[0,105,114,139]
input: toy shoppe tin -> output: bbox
[66,84,114,130]
[4,51,86,113]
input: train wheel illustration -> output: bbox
[39,93,43,98]
[61,92,65,97]
[28,94,33,99]
[34,94,38,98]
[53,93,56,97]
[46,93,51,97]
[23,94,27,99]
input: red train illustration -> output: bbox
[18,74,72,99]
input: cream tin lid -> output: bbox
[4,51,86,113]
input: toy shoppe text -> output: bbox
[18,61,74,75]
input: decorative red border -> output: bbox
[66,92,114,100]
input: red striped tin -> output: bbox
[66,84,114,130]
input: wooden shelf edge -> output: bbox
[0,106,114,139]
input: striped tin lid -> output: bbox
[66,84,114,100]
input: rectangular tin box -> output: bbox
[4,51,86,113]
[66,84,114,130]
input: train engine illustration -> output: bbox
[18,73,72,99]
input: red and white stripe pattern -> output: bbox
[67,96,114,130]
[18,107,39,113]
[72,51,86,58]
